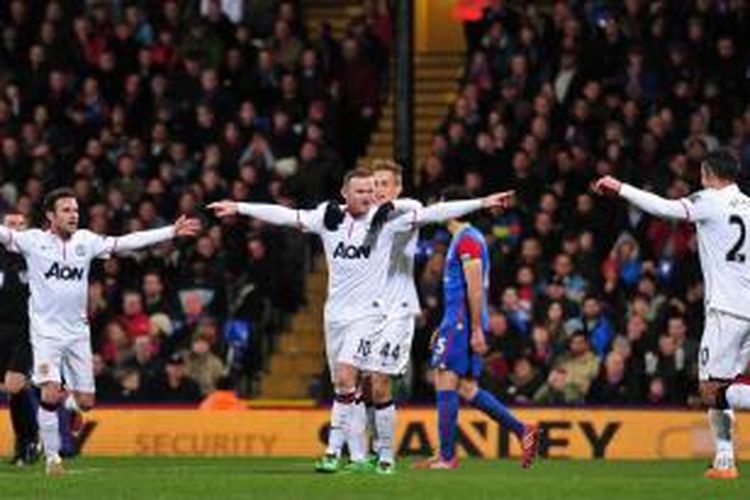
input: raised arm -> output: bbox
[208,200,323,232]
[595,176,690,221]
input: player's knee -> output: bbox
[434,369,459,391]
[372,386,391,403]
[360,374,373,397]
[335,378,356,394]
[371,374,391,403]
[40,383,63,405]
[73,391,95,411]
[4,372,27,394]
[335,364,357,392]
[39,390,63,410]
[700,382,720,408]
[6,382,24,395]
[458,379,478,401]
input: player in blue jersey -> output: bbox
[415,186,539,470]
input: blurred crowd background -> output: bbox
[0,0,390,402]
[409,0,750,407]
[1,0,749,407]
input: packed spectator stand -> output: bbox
[0,0,390,402]
[408,0,750,408]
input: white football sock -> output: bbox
[708,408,735,468]
[326,399,348,458]
[38,406,60,460]
[347,400,367,462]
[375,403,396,464]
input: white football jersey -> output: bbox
[680,185,750,319]
[382,198,423,317]
[7,229,115,340]
[299,204,416,323]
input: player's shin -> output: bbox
[9,386,38,455]
[468,388,525,437]
[326,393,352,458]
[347,396,368,462]
[37,401,61,461]
[436,390,459,461]
[374,401,396,464]
[360,374,377,454]
[708,408,735,469]
[366,403,376,454]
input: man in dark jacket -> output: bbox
[0,212,39,465]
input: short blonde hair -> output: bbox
[370,158,403,182]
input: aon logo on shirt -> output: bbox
[333,242,371,259]
[44,262,85,281]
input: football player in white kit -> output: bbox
[0,188,200,475]
[347,160,513,474]
[208,168,512,472]
[596,149,750,479]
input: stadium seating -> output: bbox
[0,0,388,402]
[407,0,750,407]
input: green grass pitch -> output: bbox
[0,457,746,500]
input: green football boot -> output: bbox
[315,454,341,473]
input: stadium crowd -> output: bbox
[408,0,750,407]
[0,0,390,402]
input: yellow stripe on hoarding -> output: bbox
[0,408,727,460]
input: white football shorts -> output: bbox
[699,308,750,381]
[32,334,95,393]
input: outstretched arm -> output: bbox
[594,176,691,221]
[416,199,482,225]
[391,198,423,214]
[418,191,513,225]
[387,191,514,232]
[208,200,321,231]
[101,216,200,256]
